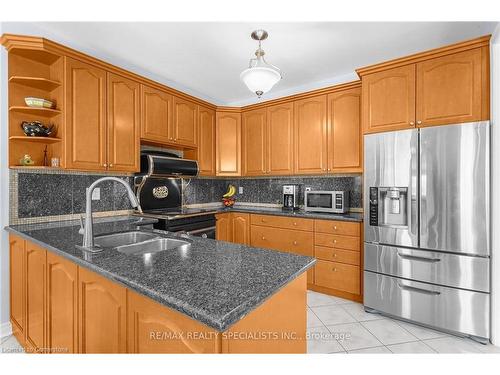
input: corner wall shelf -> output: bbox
[9,106,61,117]
[9,136,62,144]
[9,76,62,91]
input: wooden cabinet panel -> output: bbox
[328,87,362,172]
[141,84,172,143]
[362,64,416,134]
[197,106,216,176]
[173,97,197,147]
[215,213,232,242]
[242,109,267,176]
[294,95,328,174]
[314,259,360,295]
[46,252,78,353]
[250,225,313,257]
[314,233,360,251]
[315,246,360,265]
[65,57,106,171]
[127,291,219,353]
[267,103,294,175]
[250,214,313,232]
[107,72,140,172]
[9,235,25,343]
[216,112,241,176]
[232,213,250,245]
[25,241,46,351]
[416,48,485,127]
[314,219,360,237]
[78,267,127,353]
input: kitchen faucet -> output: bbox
[79,177,142,252]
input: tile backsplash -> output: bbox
[11,169,362,224]
[184,175,362,209]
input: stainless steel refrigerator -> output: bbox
[363,121,490,342]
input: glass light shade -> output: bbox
[240,66,281,96]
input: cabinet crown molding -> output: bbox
[356,34,491,77]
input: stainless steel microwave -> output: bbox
[304,190,349,213]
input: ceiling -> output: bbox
[2,22,498,106]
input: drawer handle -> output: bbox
[333,253,337,258]
[332,268,337,272]
[397,283,441,296]
[293,241,297,245]
[333,240,337,244]
[333,226,337,230]
[397,253,441,263]
[261,219,266,223]
[262,236,266,240]
[293,222,297,226]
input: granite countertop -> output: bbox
[163,205,363,222]
[6,215,315,332]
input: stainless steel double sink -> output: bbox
[93,231,190,255]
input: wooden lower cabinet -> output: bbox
[231,213,250,245]
[314,260,360,295]
[25,241,46,352]
[127,291,220,353]
[215,213,233,242]
[9,235,25,345]
[78,267,127,353]
[46,252,78,353]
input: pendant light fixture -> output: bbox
[240,29,282,98]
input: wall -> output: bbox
[0,22,11,337]
[490,25,500,346]
[184,175,362,209]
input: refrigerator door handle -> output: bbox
[396,252,441,263]
[397,283,441,296]
[409,131,418,240]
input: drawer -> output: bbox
[364,271,489,339]
[314,233,360,251]
[314,219,360,236]
[315,246,360,265]
[250,214,313,231]
[250,225,313,257]
[364,243,490,292]
[314,259,360,294]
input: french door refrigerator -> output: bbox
[363,121,490,342]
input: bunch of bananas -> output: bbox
[223,184,236,198]
[222,184,236,207]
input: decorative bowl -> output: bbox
[21,121,55,137]
[24,97,55,109]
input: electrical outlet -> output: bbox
[239,186,244,194]
[91,188,101,200]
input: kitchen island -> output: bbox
[6,216,314,354]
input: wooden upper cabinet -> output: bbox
[141,84,172,143]
[267,103,294,175]
[78,267,127,353]
[46,252,78,353]
[197,106,216,176]
[362,64,416,134]
[416,48,486,127]
[107,73,140,172]
[328,87,362,172]
[25,242,46,352]
[216,111,241,176]
[294,95,328,175]
[65,57,106,171]
[232,213,250,245]
[9,235,25,342]
[173,97,197,147]
[242,109,267,176]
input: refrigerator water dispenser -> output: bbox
[369,187,408,228]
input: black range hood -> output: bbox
[138,151,199,177]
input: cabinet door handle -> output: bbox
[409,121,415,126]
[417,120,422,125]
[103,163,107,167]
[109,164,113,168]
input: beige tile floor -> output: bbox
[1,290,499,354]
[306,290,500,354]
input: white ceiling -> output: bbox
[2,22,498,106]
